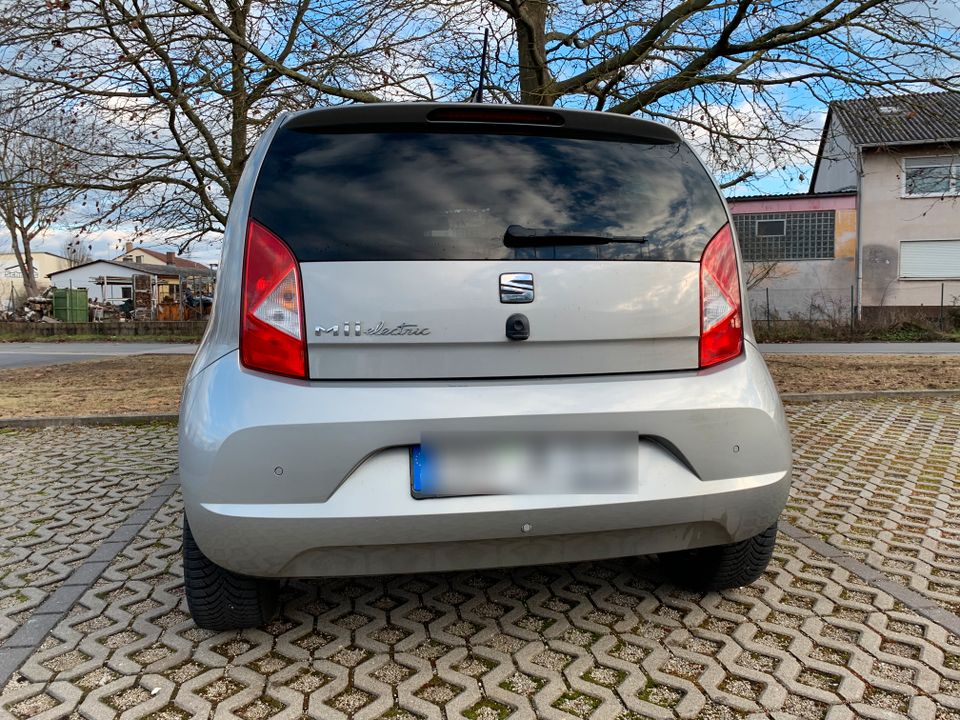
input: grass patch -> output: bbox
[0,354,191,418]
[463,699,512,720]
[582,666,627,688]
[637,678,683,709]
[764,353,960,394]
[552,690,601,718]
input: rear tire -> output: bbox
[182,517,279,630]
[661,521,778,591]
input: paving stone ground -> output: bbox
[785,398,960,615]
[0,426,178,644]
[1,398,959,720]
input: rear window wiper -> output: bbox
[503,224,647,248]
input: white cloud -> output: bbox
[24,226,223,267]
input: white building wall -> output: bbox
[859,146,960,309]
[812,118,858,194]
[0,253,72,307]
[49,262,153,305]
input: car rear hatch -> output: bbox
[249,105,731,380]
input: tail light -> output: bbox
[240,220,307,378]
[699,224,743,368]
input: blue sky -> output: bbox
[19,0,960,266]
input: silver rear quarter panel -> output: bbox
[179,341,791,577]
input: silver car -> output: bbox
[179,103,792,630]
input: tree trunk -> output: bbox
[226,0,249,201]
[11,231,39,298]
[514,0,555,105]
[2,202,38,300]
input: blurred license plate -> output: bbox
[410,433,636,498]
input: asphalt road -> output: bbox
[0,342,198,369]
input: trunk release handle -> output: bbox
[506,313,530,341]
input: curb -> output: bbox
[0,413,178,428]
[780,388,960,403]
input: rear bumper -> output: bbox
[179,342,792,577]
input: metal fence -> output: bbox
[748,281,960,330]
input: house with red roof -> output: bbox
[114,242,210,271]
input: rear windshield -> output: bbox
[251,128,727,262]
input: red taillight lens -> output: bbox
[699,224,743,368]
[240,220,307,378]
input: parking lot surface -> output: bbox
[1,398,959,720]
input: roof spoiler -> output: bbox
[282,103,681,144]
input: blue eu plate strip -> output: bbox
[411,445,432,494]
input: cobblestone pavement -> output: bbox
[785,398,960,614]
[1,398,960,720]
[0,427,178,644]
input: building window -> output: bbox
[903,156,960,196]
[900,239,960,279]
[135,256,143,263]
[733,210,835,261]
[121,287,132,299]
[756,219,786,237]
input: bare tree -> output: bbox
[0,0,464,249]
[0,0,957,250]
[432,0,959,186]
[0,98,86,298]
[61,237,93,267]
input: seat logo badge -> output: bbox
[500,272,534,303]
[315,322,430,337]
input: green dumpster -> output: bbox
[52,288,88,322]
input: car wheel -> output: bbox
[182,517,279,630]
[662,521,778,591]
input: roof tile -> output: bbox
[832,91,960,146]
